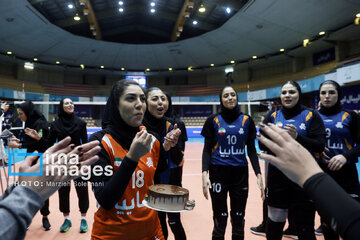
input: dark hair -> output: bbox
[282,81,301,94]
[112,79,143,107]
[219,85,238,105]
[145,87,162,100]
[319,80,341,98]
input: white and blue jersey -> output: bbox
[269,109,314,138]
[319,111,354,162]
[210,114,249,167]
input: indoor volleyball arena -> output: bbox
[1,0,360,240]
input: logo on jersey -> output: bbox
[114,157,123,167]
[276,122,283,128]
[228,125,236,128]
[335,122,343,128]
[218,127,226,135]
[146,157,154,168]
[324,119,333,122]
[287,119,295,122]
[299,123,306,130]
[238,128,244,135]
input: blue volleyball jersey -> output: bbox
[319,111,354,162]
[269,109,314,138]
[210,114,249,167]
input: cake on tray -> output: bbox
[147,184,195,211]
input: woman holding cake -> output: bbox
[143,87,186,240]
[201,86,264,240]
[89,80,169,240]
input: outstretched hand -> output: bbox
[18,137,101,200]
[257,123,322,187]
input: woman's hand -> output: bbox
[8,136,20,148]
[320,147,330,161]
[257,123,322,187]
[163,124,181,151]
[18,137,100,200]
[257,173,265,200]
[202,171,211,200]
[327,154,347,171]
[284,124,298,139]
[25,128,41,140]
[127,129,153,162]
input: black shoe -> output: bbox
[42,217,51,231]
[315,225,323,235]
[283,227,298,239]
[250,222,266,236]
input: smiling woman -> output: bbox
[260,81,326,240]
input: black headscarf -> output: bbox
[56,98,83,136]
[280,81,305,119]
[219,86,242,123]
[18,101,47,128]
[164,91,173,119]
[102,80,143,150]
[318,80,342,116]
[143,87,167,137]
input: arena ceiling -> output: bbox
[0,0,359,73]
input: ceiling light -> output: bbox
[119,8,124,12]
[145,68,150,72]
[230,60,235,64]
[178,26,183,32]
[319,31,326,36]
[56,61,60,64]
[74,13,81,21]
[188,66,194,71]
[210,64,214,67]
[226,7,231,14]
[24,62,34,70]
[118,1,123,5]
[280,48,285,52]
[83,8,89,15]
[252,56,257,59]
[68,4,74,9]
[188,2,194,8]
[169,68,173,71]
[356,13,360,18]
[6,51,12,55]
[176,32,181,37]
[100,65,104,69]
[303,38,310,47]
[199,4,206,13]
[150,8,155,13]
[121,67,125,71]
[79,0,85,6]
[33,57,38,61]
[225,66,234,73]
[150,2,155,7]
[192,20,198,25]
[80,64,85,69]
[184,12,190,18]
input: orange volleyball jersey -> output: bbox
[91,133,163,240]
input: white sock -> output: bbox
[81,216,86,221]
[65,216,71,221]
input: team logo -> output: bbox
[238,128,244,135]
[335,122,343,128]
[275,122,283,128]
[299,123,306,130]
[114,157,123,167]
[218,127,226,135]
[146,157,154,168]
